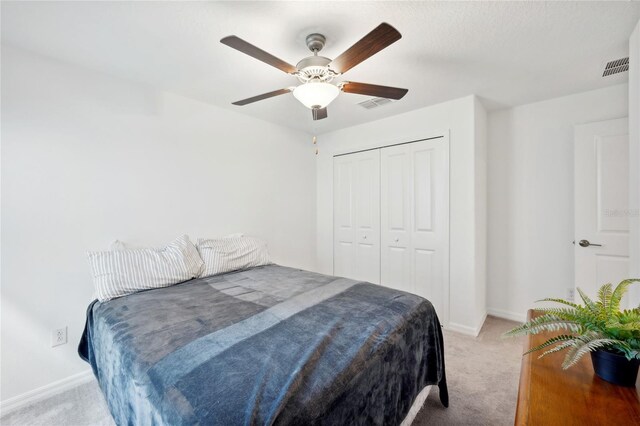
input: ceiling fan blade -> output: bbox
[329,23,401,74]
[232,88,292,106]
[312,107,328,120]
[221,36,297,74]
[341,81,408,100]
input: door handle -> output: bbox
[578,239,602,247]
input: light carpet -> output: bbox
[1,316,522,426]
[414,316,523,425]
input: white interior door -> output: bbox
[575,118,630,306]
[380,138,449,322]
[333,150,380,283]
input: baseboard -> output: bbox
[487,307,527,323]
[446,312,487,337]
[0,370,94,416]
[477,311,488,334]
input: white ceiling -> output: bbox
[2,1,639,134]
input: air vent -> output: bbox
[602,57,629,77]
[358,97,394,109]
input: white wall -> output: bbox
[316,95,487,335]
[487,84,629,321]
[1,46,316,402]
[474,98,488,326]
[630,21,640,304]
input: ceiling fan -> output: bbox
[220,23,408,121]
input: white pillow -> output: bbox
[110,240,137,251]
[223,233,244,239]
[87,235,204,301]
[110,233,242,251]
[196,236,271,278]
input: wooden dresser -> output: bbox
[515,310,640,425]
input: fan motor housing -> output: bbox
[295,56,334,83]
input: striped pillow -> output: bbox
[197,236,271,278]
[87,235,204,301]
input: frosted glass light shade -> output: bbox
[293,82,340,109]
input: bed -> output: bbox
[79,264,448,425]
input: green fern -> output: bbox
[504,314,580,336]
[523,334,575,356]
[505,279,640,369]
[577,288,601,319]
[610,279,637,315]
[536,297,580,308]
[598,283,613,312]
[537,340,576,359]
[532,307,594,329]
[561,333,627,369]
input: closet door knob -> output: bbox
[363,235,367,240]
[394,238,399,243]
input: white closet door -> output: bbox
[379,147,411,290]
[381,138,449,322]
[333,150,381,283]
[334,155,356,279]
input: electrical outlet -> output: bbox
[51,327,67,347]
[566,288,575,302]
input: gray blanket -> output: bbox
[79,265,448,425]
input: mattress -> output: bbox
[79,264,448,425]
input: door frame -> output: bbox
[330,130,451,325]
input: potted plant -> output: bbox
[505,279,640,387]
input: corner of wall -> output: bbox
[473,96,489,329]
[629,20,640,304]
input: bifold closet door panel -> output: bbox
[333,150,381,283]
[354,150,381,284]
[334,155,356,279]
[380,145,412,292]
[411,140,449,323]
[380,139,449,323]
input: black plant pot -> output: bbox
[591,350,640,387]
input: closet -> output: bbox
[333,137,449,322]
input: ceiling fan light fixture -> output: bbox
[222,23,406,121]
[293,82,340,109]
